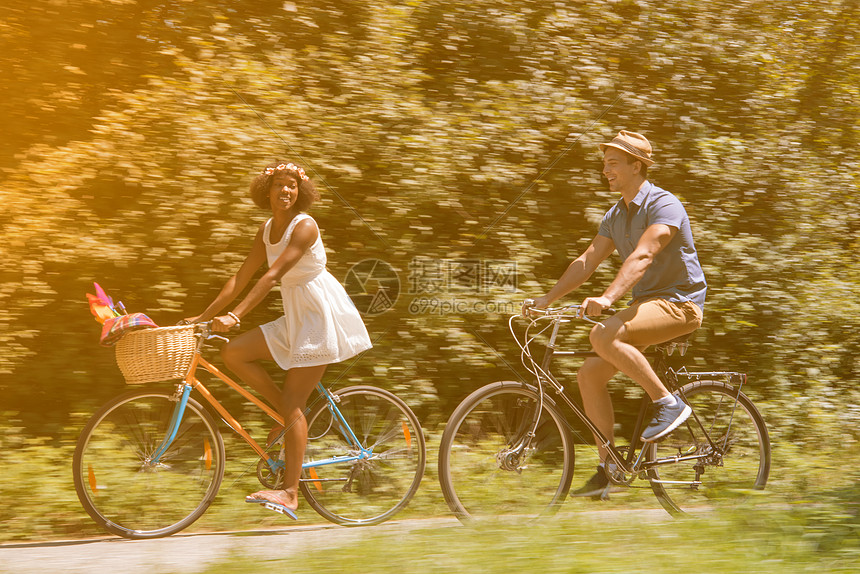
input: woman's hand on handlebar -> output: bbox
[177,314,238,333]
[210,314,239,333]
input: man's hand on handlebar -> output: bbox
[522,295,616,322]
[522,296,550,317]
[579,296,613,319]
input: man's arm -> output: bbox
[533,234,615,308]
[580,223,677,315]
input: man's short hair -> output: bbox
[623,151,649,177]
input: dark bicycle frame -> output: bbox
[515,311,749,485]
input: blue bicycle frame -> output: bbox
[153,381,372,477]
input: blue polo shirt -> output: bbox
[598,182,707,310]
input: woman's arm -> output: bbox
[185,223,268,323]
[212,217,319,331]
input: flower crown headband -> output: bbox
[262,162,309,181]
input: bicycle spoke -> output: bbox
[299,386,425,526]
[648,381,770,515]
[73,389,225,539]
[438,382,574,522]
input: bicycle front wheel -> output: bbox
[437,381,574,523]
[300,386,426,526]
[646,380,770,515]
[73,387,226,539]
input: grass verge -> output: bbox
[200,503,860,574]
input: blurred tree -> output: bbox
[0,0,857,441]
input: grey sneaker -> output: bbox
[571,467,610,500]
[641,395,691,442]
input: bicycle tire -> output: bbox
[73,387,226,539]
[299,386,426,526]
[437,381,575,523]
[646,380,771,515]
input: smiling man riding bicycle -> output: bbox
[528,130,707,499]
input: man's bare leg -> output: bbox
[588,313,692,442]
[588,318,670,401]
[577,356,619,463]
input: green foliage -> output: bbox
[0,417,105,540]
[3,0,857,425]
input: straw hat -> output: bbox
[599,130,655,166]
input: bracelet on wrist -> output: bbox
[227,312,241,325]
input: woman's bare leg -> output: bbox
[248,364,327,512]
[220,328,282,407]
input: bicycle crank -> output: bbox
[256,452,284,489]
[604,447,636,486]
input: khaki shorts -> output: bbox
[612,298,703,348]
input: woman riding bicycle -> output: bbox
[184,160,372,518]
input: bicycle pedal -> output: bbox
[587,486,611,501]
[245,498,298,520]
[262,502,297,519]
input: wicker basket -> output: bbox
[115,325,197,385]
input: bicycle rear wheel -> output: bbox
[437,381,574,523]
[300,386,425,526]
[73,387,225,539]
[646,380,770,515]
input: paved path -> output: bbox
[0,517,463,574]
[0,509,674,574]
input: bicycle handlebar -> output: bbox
[176,320,231,343]
[521,299,616,325]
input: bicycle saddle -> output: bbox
[655,333,693,356]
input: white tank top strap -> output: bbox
[264,213,326,279]
[286,213,314,237]
[264,213,317,246]
[262,217,273,242]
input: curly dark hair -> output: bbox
[249,160,319,211]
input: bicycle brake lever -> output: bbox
[581,315,603,327]
[581,307,616,326]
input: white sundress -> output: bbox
[259,213,372,370]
